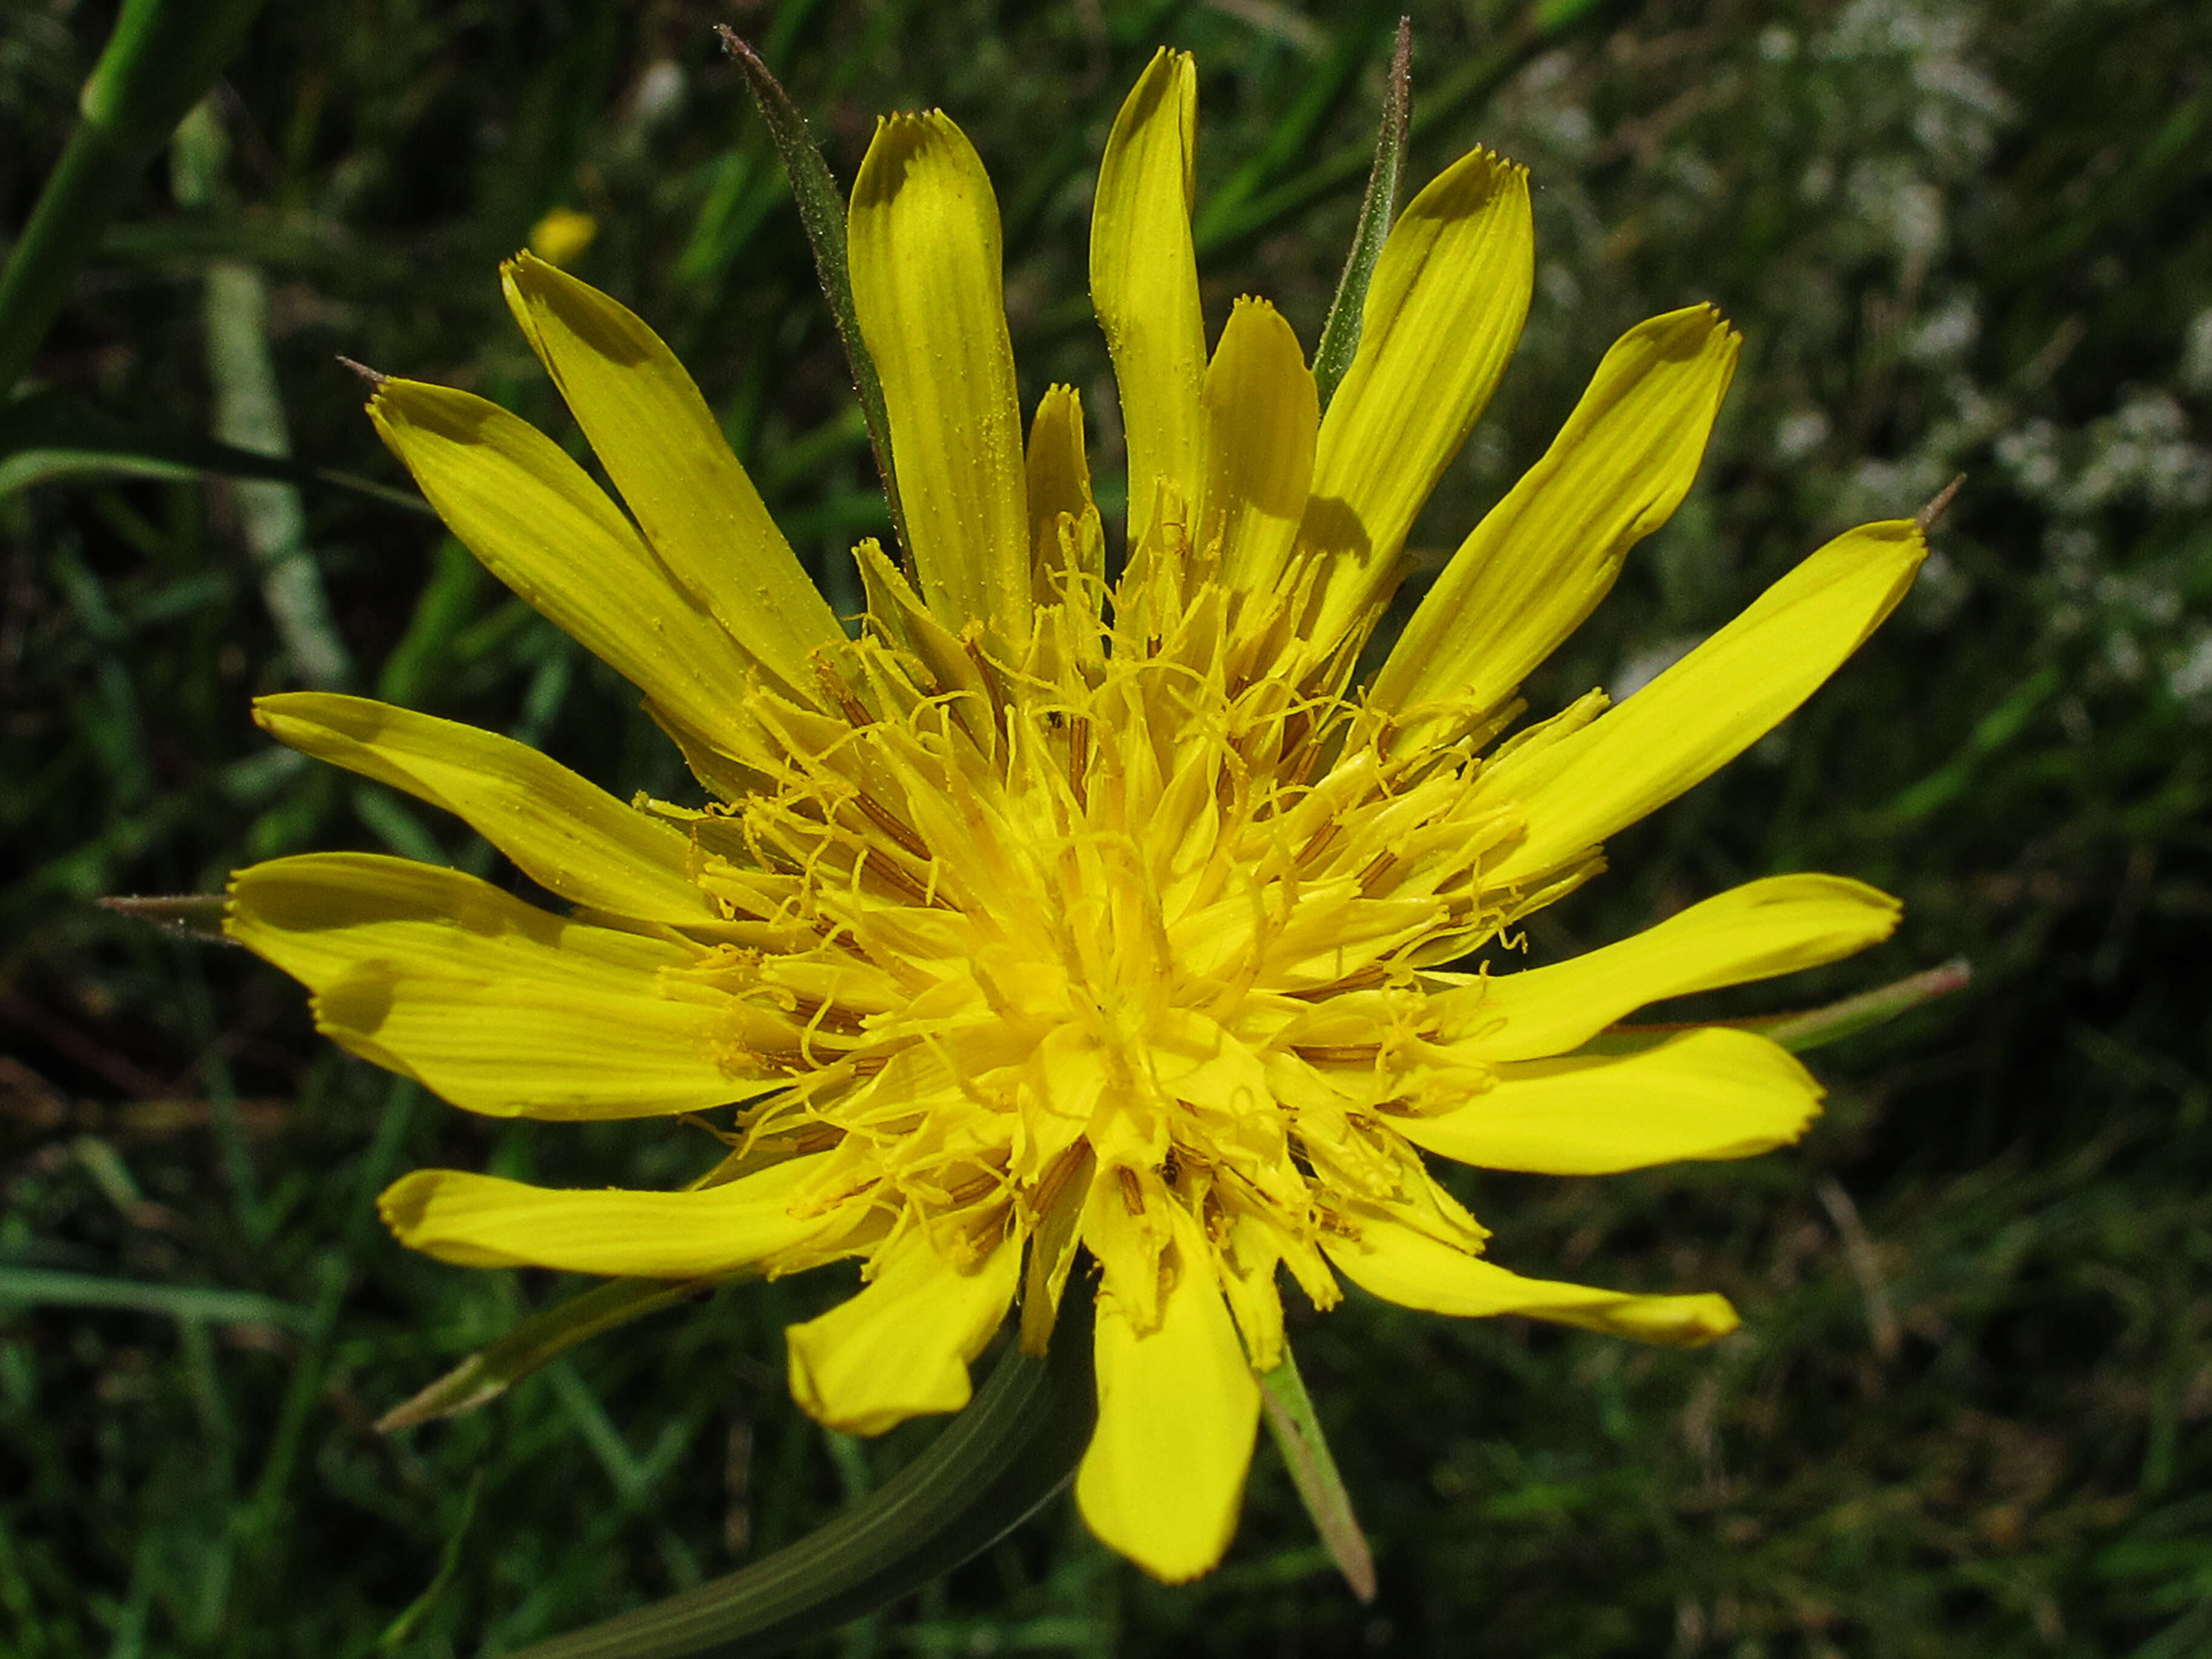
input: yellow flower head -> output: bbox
[227,51,1921,1582]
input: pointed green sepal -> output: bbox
[1258,1343,1377,1602]
[375,1277,728,1434]
[715,28,912,565]
[1581,958,1974,1058]
[1312,18,1412,412]
[99,893,235,943]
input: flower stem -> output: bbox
[502,1291,1098,1659]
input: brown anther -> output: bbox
[1292,1044,1383,1066]
[962,633,1013,745]
[1067,714,1091,812]
[1030,1143,1090,1218]
[814,659,876,729]
[851,786,931,860]
[1115,1165,1146,1215]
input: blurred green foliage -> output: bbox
[3,0,2209,1654]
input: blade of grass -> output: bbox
[0,1265,308,1328]
[0,0,271,392]
[714,28,910,566]
[1258,1346,1376,1603]
[1312,18,1412,411]
[0,385,431,512]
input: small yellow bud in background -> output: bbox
[526,206,597,267]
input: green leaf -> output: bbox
[1258,1344,1377,1602]
[375,1276,726,1434]
[1312,18,1412,412]
[0,385,431,512]
[716,28,911,567]
[503,1290,1098,1659]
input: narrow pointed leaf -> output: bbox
[1258,1346,1377,1602]
[375,1277,724,1434]
[716,28,910,564]
[1312,18,1412,411]
[502,1292,1097,1659]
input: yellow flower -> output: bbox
[227,51,1921,1583]
[525,205,598,267]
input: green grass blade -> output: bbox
[0,384,432,511]
[375,1276,727,1434]
[502,1292,1098,1659]
[0,0,270,391]
[716,28,911,567]
[1258,1346,1376,1603]
[1312,18,1412,412]
[0,1265,307,1329]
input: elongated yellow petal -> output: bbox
[254,692,716,924]
[1395,1027,1821,1174]
[1328,1215,1738,1347]
[849,112,1029,649]
[1301,147,1532,649]
[500,253,844,694]
[787,1225,1019,1435]
[1371,306,1739,740]
[1025,384,1103,608]
[380,1152,834,1273]
[1076,1214,1259,1583]
[227,854,762,1118]
[1432,874,1900,1060]
[1483,520,1926,888]
[1091,49,1206,554]
[1203,297,1318,597]
[367,378,756,748]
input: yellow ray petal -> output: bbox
[367,378,756,746]
[1091,48,1205,554]
[254,692,716,924]
[500,253,844,695]
[1025,384,1104,609]
[1075,1212,1259,1583]
[1203,296,1318,597]
[1395,1027,1821,1174]
[787,1224,1020,1436]
[1372,306,1740,741]
[849,111,1029,650]
[1300,147,1532,650]
[1432,874,1900,1061]
[380,1151,835,1273]
[227,853,762,1118]
[1482,519,1926,888]
[1328,1213,1738,1347]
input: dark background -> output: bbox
[3,1,2208,1654]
